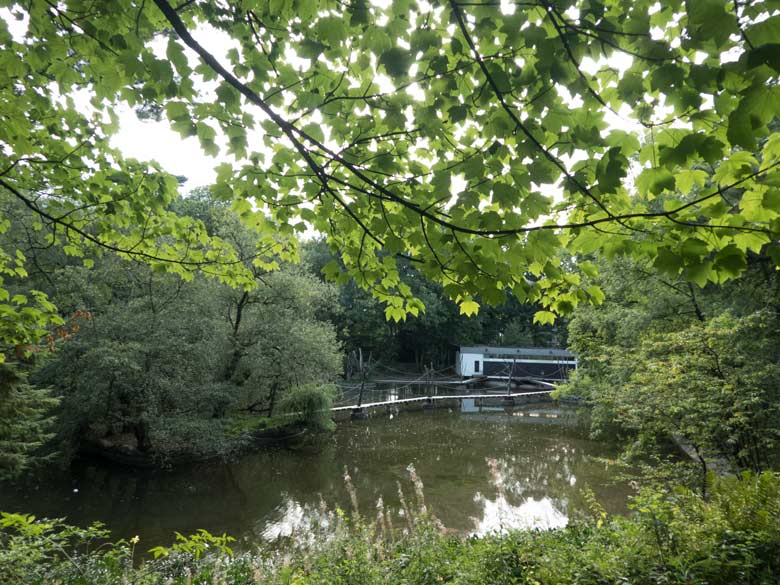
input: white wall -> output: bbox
[458,352,483,377]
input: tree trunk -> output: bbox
[694,446,708,499]
[134,420,151,452]
[687,282,705,322]
[267,382,279,417]
[224,291,249,381]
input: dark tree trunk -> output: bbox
[224,291,250,381]
[687,282,705,322]
[134,420,151,452]
[694,445,708,499]
[267,382,279,417]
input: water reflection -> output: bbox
[0,408,632,548]
[258,496,336,545]
[471,457,569,535]
[473,495,568,535]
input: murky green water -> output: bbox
[0,406,633,548]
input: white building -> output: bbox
[455,346,577,381]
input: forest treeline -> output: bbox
[561,252,780,481]
[0,188,561,475]
[2,183,780,484]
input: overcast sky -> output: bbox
[112,105,219,190]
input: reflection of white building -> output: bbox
[455,346,577,381]
[471,494,568,536]
[259,497,332,545]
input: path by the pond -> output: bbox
[0,405,634,549]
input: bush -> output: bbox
[277,384,337,432]
[0,512,116,585]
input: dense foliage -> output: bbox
[2,472,780,584]
[0,364,57,477]
[0,192,343,469]
[31,262,342,461]
[2,0,780,358]
[277,383,338,431]
[561,255,780,479]
[303,239,564,369]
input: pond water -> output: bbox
[0,405,634,548]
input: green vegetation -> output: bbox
[0,190,344,469]
[277,383,338,432]
[1,0,780,580]
[2,0,780,348]
[304,238,564,369]
[0,364,57,477]
[2,472,780,584]
[559,256,780,484]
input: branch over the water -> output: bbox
[152,0,778,243]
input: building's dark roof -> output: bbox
[459,346,575,358]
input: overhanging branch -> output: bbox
[152,0,780,243]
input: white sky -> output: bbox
[112,105,219,188]
[2,4,687,202]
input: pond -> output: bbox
[0,404,634,548]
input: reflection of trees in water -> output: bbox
[1,411,631,546]
[318,413,623,533]
[470,436,630,532]
[280,414,618,534]
[42,459,281,545]
[487,446,579,503]
[255,436,593,544]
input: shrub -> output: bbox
[277,384,337,432]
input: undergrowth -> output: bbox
[1,470,779,584]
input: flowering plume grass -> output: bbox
[2,473,780,584]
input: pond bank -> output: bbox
[78,423,308,468]
[1,406,629,549]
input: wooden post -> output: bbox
[357,348,365,407]
[423,364,434,410]
[352,348,368,420]
[503,359,516,407]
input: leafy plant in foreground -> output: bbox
[2,472,780,584]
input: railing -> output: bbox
[332,390,553,412]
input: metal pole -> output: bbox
[352,348,369,420]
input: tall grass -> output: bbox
[2,471,780,584]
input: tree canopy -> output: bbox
[1,0,780,357]
[0,190,344,472]
[561,254,780,480]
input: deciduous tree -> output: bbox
[2,0,779,342]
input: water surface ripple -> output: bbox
[0,406,632,547]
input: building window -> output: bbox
[474,360,480,373]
